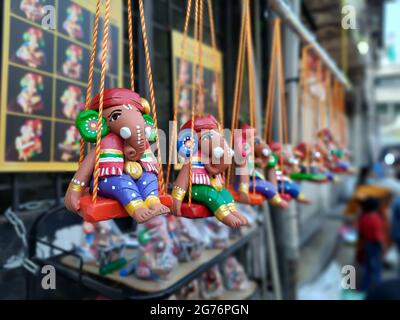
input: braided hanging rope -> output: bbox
[138,0,165,194]
[227,0,247,187]
[275,18,286,194]
[275,20,288,146]
[79,0,101,165]
[188,0,201,207]
[165,0,193,191]
[332,80,339,143]
[300,46,312,172]
[92,0,111,203]
[339,83,346,147]
[317,61,323,133]
[264,19,278,144]
[325,71,333,130]
[198,0,204,116]
[313,59,322,143]
[128,0,135,91]
[207,0,224,125]
[206,0,225,183]
[262,18,287,194]
[320,67,328,130]
[244,0,257,194]
[300,46,309,145]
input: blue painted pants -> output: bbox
[91,172,159,207]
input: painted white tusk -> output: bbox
[213,147,224,159]
[120,127,132,139]
[262,148,271,157]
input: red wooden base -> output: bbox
[227,189,265,206]
[180,202,213,219]
[79,194,173,223]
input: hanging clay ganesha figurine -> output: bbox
[171,115,248,228]
[269,142,311,203]
[234,124,288,208]
[65,88,169,223]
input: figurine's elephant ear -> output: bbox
[75,110,109,143]
[267,152,278,169]
[177,128,198,158]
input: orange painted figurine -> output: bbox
[65,88,169,224]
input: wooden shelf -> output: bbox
[61,226,258,295]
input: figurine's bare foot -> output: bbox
[277,199,290,209]
[134,207,158,223]
[149,203,170,216]
[270,194,290,208]
[219,213,242,228]
[297,197,311,204]
[230,210,248,226]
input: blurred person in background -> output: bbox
[357,197,385,292]
[345,166,392,251]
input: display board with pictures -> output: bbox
[0,0,123,172]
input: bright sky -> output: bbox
[384,0,400,64]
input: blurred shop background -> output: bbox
[0,0,400,300]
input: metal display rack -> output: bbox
[27,205,269,300]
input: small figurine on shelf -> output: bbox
[175,280,201,300]
[199,266,225,299]
[222,256,250,291]
[135,216,177,280]
[269,142,311,204]
[172,115,248,228]
[234,124,288,208]
[197,217,231,249]
[167,215,204,262]
[75,220,126,268]
[65,88,169,224]
[75,221,97,262]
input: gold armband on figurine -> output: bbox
[172,186,186,201]
[68,179,85,193]
[238,182,249,194]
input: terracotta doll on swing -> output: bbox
[65,88,170,223]
[171,115,248,228]
[234,123,289,208]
